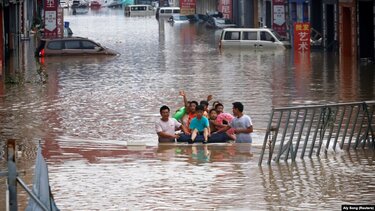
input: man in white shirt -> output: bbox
[229,102,253,143]
[155,105,190,142]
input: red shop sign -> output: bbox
[293,22,310,53]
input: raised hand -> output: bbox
[179,90,185,97]
[207,95,213,102]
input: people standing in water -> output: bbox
[212,103,236,140]
[179,91,213,128]
[229,102,253,143]
[208,108,218,134]
[189,105,210,144]
[155,105,190,143]
[200,100,209,118]
[211,101,220,110]
[179,90,198,129]
[215,103,234,125]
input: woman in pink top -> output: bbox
[213,103,236,140]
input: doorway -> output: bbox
[325,4,335,51]
[342,7,352,57]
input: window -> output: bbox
[81,40,98,49]
[243,32,257,40]
[47,41,63,50]
[270,29,283,41]
[164,9,172,14]
[132,6,146,11]
[173,9,180,14]
[224,31,240,40]
[65,40,81,49]
[260,32,274,41]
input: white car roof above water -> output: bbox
[159,6,180,9]
[222,28,274,32]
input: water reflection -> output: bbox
[1,139,374,210]
[259,149,375,210]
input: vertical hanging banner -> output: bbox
[180,0,196,15]
[272,0,286,37]
[218,0,232,19]
[57,7,64,38]
[44,0,58,38]
[294,22,310,53]
[294,22,311,65]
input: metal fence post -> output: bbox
[7,140,18,211]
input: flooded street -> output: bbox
[0,8,374,210]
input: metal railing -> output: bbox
[1,140,49,211]
[258,101,375,165]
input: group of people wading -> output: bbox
[155,91,253,144]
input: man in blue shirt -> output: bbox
[189,105,210,144]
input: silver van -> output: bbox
[155,7,180,19]
[125,5,155,16]
[219,28,290,50]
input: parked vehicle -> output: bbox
[206,16,236,29]
[90,0,101,8]
[35,37,119,57]
[71,0,80,7]
[73,7,89,15]
[71,0,89,14]
[60,0,69,8]
[106,0,122,8]
[124,5,155,16]
[71,0,88,8]
[219,28,290,50]
[186,14,208,23]
[155,7,180,19]
[167,14,189,24]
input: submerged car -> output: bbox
[90,0,101,8]
[219,28,290,50]
[206,16,236,29]
[167,14,190,24]
[186,14,208,23]
[36,37,119,57]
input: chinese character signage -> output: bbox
[272,0,286,37]
[57,8,64,38]
[180,0,196,15]
[218,0,232,19]
[44,0,58,38]
[45,0,57,9]
[293,22,310,53]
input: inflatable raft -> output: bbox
[177,132,230,143]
